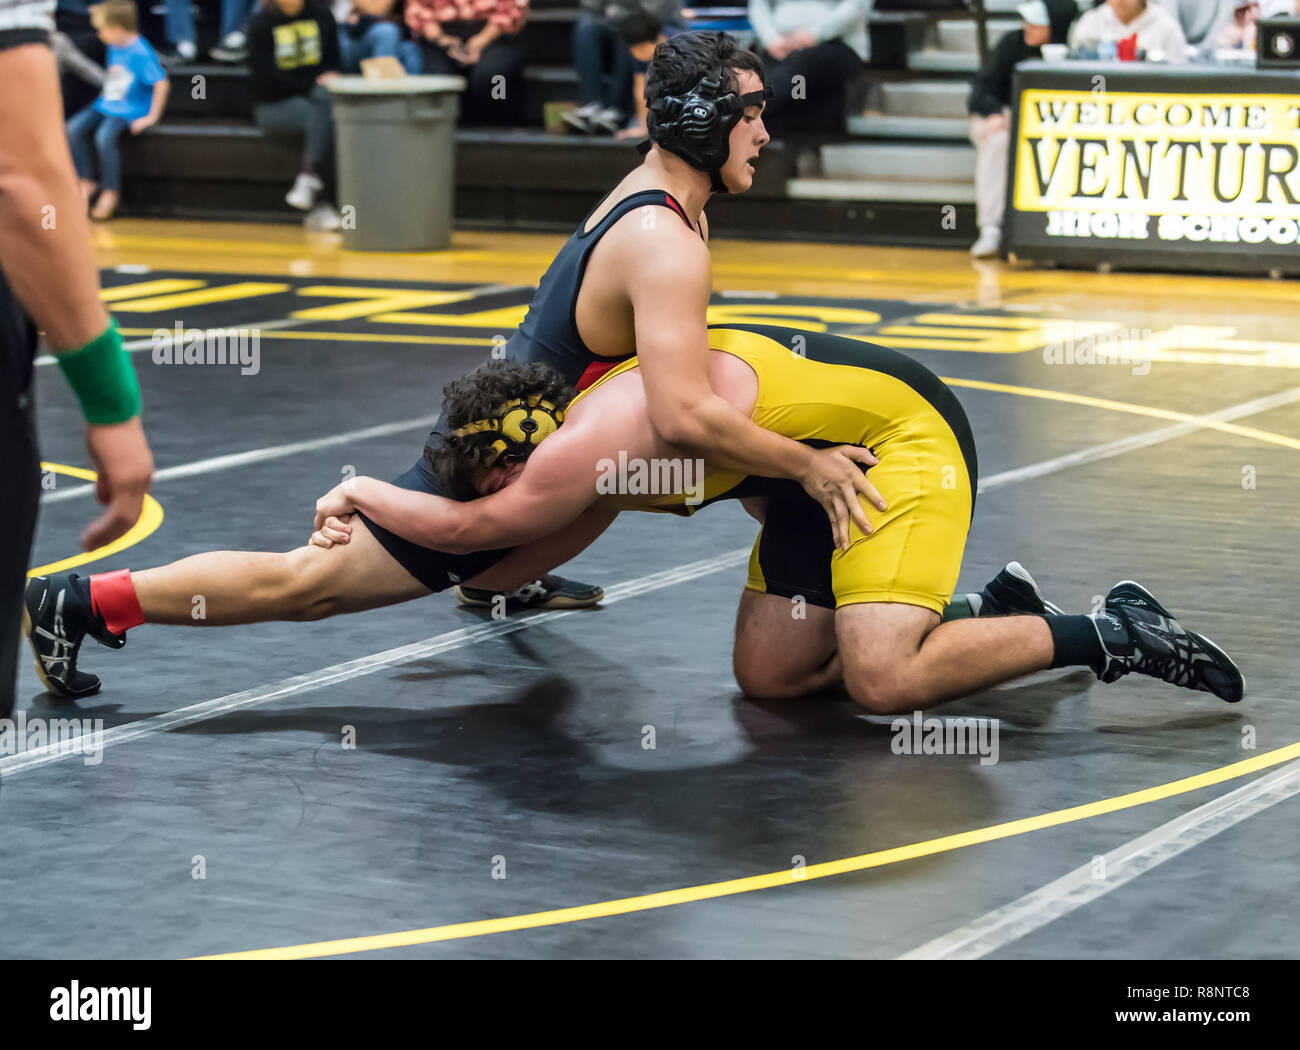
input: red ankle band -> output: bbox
[89,569,144,634]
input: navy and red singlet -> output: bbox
[505,188,702,390]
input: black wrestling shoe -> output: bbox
[969,561,1065,617]
[1091,580,1244,703]
[454,574,604,611]
[22,572,124,699]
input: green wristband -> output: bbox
[56,318,142,425]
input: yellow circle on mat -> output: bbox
[27,462,164,577]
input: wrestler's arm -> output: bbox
[336,428,604,554]
[613,217,884,549]
[620,222,815,480]
[459,506,619,592]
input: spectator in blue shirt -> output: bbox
[65,0,170,220]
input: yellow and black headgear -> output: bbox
[452,394,566,463]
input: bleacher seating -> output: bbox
[113,1,1012,244]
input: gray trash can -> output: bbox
[327,75,466,251]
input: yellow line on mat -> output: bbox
[28,464,164,576]
[942,376,1300,453]
[195,741,1300,959]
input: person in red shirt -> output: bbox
[405,0,528,124]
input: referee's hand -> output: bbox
[81,418,154,550]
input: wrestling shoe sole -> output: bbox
[21,602,57,697]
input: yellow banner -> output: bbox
[1013,89,1300,225]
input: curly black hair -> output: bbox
[644,30,763,111]
[424,360,575,500]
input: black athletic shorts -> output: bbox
[355,456,513,593]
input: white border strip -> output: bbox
[900,758,1300,959]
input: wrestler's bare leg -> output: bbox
[732,593,1054,712]
[131,517,429,625]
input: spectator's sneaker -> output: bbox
[968,561,1064,617]
[286,173,323,211]
[23,572,125,700]
[589,107,623,135]
[210,32,247,63]
[159,39,198,66]
[454,574,603,611]
[970,226,1001,258]
[563,102,602,134]
[304,203,341,232]
[1091,580,1245,703]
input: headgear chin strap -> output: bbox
[452,395,566,462]
[642,74,772,193]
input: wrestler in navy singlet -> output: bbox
[505,188,703,390]
[359,188,703,589]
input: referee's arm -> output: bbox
[0,42,106,349]
[0,38,154,550]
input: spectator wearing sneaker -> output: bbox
[248,0,343,229]
[66,0,170,221]
[338,0,422,74]
[158,0,197,62]
[967,0,1076,260]
[1068,0,1188,60]
[610,7,670,141]
[210,0,255,61]
[747,0,871,134]
[567,1,678,135]
[405,0,528,125]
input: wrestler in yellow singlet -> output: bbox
[568,323,978,615]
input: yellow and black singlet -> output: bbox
[571,324,978,614]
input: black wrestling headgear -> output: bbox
[640,73,772,193]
